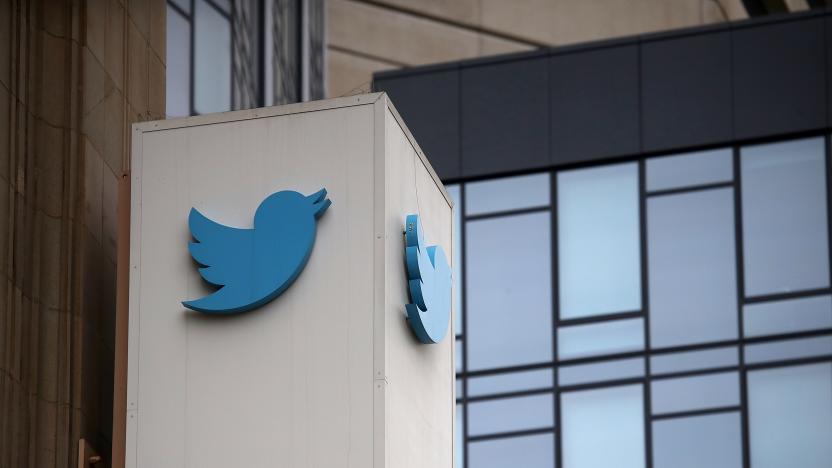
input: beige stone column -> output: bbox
[0,0,164,467]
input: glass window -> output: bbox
[650,347,738,375]
[647,188,738,348]
[744,295,832,338]
[646,148,733,192]
[170,0,190,13]
[456,379,463,399]
[744,336,832,364]
[467,369,553,397]
[651,372,739,415]
[748,363,832,468]
[468,433,554,468]
[741,137,829,296]
[194,0,231,114]
[467,394,554,437]
[447,185,463,336]
[456,405,464,468]
[558,318,644,360]
[562,384,645,468]
[466,213,552,370]
[652,412,743,468]
[465,173,549,216]
[166,6,191,117]
[455,340,463,373]
[559,358,644,386]
[558,163,641,318]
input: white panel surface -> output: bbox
[127,94,453,468]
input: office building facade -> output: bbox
[376,9,832,468]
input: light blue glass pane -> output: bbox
[456,405,464,468]
[741,137,830,296]
[194,0,231,114]
[648,188,738,347]
[455,340,463,373]
[653,412,743,468]
[466,213,552,370]
[469,433,554,468]
[558,163,641,318]
[558,318,644,360]
[468,369,553,397]
[646,148,733,192]
[447,184,463,336]
[212,0,231,14]
[166,6,190,117]
[562,384,645,468]
[465,173,549,216]
[170,0,190,13]
[467,394,553,436]
[651,372,739,415]
[559,358,644,386]
[744,295,832,338]
[456,379,463,399]
[650,347,739,375]
[748,363,832,468]
[744,336,832,364]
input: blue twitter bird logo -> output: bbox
[182,189,331,314]
[405,214,452,344]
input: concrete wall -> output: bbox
[326,0,751,98]
[0,0,165,467]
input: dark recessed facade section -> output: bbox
[549,45,640,165]
[376,70,461,180]
[732,17,826,140]
[461,57,549,177]
[827,16,832,128]
[641,32,732,152]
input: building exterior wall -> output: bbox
[326,0,750,98]
[0,0,165,466]
[374,8,832,468]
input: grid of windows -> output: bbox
[451,134,832,468]
[166,0,324,118]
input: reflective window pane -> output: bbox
[467,394,554,437]
[456,405,464,468]
[745,336,832,364]
[646,148,733,192]
[558,318,644,360]
[748,363,832,468]
[562,384,645,468]
[465,173,549,216]
[194,0,231,114]
[648,188,738,348]
[651,372,739,415]
[166,6,191,117]
[455,340,463,373]
[468,433,554,468]
[559,358,644,386]
[741,137,830,296]
[468,369,553,397]
[744,295,832,338]
[650,347,738,375]
[653,412,743,468]
[558,163,641,318]
[466,213,552,370]
[447,185,463,336]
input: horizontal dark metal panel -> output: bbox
[461,57,549,177]
[375,69,462,179]
[732,17,826,139]
[549,45,640,164]
[641,31,733,152]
